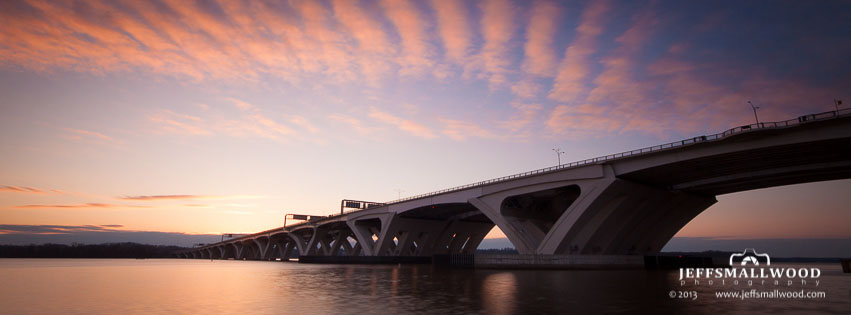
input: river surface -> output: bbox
[0,259,848,314]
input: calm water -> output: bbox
[0,259,848,314]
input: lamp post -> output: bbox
[748,101,760,125]
[835,99,843,112]
[552,148,564,166]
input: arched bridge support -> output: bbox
[309,222,361,256]
[470,164,717,255]
[348,204,495,257]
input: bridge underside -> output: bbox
[620,137,851,195]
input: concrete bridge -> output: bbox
[177,109,851,261]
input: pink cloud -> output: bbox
[579,9,667,136]
[500,103,542,132]
[289,116,319,133]
[381,0,436,76]
[440,118,497,141]
[63,128,117,143]
[546,104,622,138]
[510,79,542,99]
[522,1,561,77]
[0,0,349,82]
[118,195,217,201]
[329,114,376,136]
[149,109,211,136]
[547,5,836,140]
[226,98,295,139]
[148,98,309,141]
[476,0,517,90]
[431,0,473,64]
[368,108,437,139]
[15,203,149,209]
[332,0,395,84]
[0,186,48,194]
[548,0,611,103]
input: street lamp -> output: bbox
[748,101,760,125]
[552,148,564,166]
[835,99,843,112]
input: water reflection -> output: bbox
[481,272,516,315]
[0,259,848,314]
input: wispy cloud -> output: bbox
[0,186,59,194]
[476,0,517,90]
[329,114,376,136]
[547,7,661,137]
[14,203,150,209]
[431,0,473,64]
[510,79,542,99]
[117,195,217,201]
[500,103,542,132]
[331,0,394,84]
[381,0,435,77]
[546,104,620,138]
[226,98,295,139]
[0,0,845,143]
[368,107,437,139]
[440,118,497,141]
[63,128,120,144]
[149,110,211,136]
[289,115,319,133]
[522,1,561,77]
[548,0,611,103]
[148,98,311,141]
[0,224,125,235]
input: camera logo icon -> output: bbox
[729,248,771,266]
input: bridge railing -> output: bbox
[193,108,851,250]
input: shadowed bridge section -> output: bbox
[177,110,851,262]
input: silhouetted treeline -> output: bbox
[661,250,842,263]
[0,243,188,258]
[476,248,519,254]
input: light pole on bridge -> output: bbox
[552,148,564,166]
[748,101,760,125]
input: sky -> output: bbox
[1,0,850,252]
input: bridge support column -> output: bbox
[347,213,394,256]
[540,178,716,255]
[231,242,244,259]
[276,239,296,260]
[469,164,717,255]
[432,220,494,254]
[288,228,315,257]
[371,217,450,256]
[253,237,273,260]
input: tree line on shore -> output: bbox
[0,243,187,258]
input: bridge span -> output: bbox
[178,109,851,263]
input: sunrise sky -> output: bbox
[1,0,849,246]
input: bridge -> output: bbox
[177,109,851,263]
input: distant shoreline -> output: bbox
[0,243,187,259]
[1,244,846,262]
